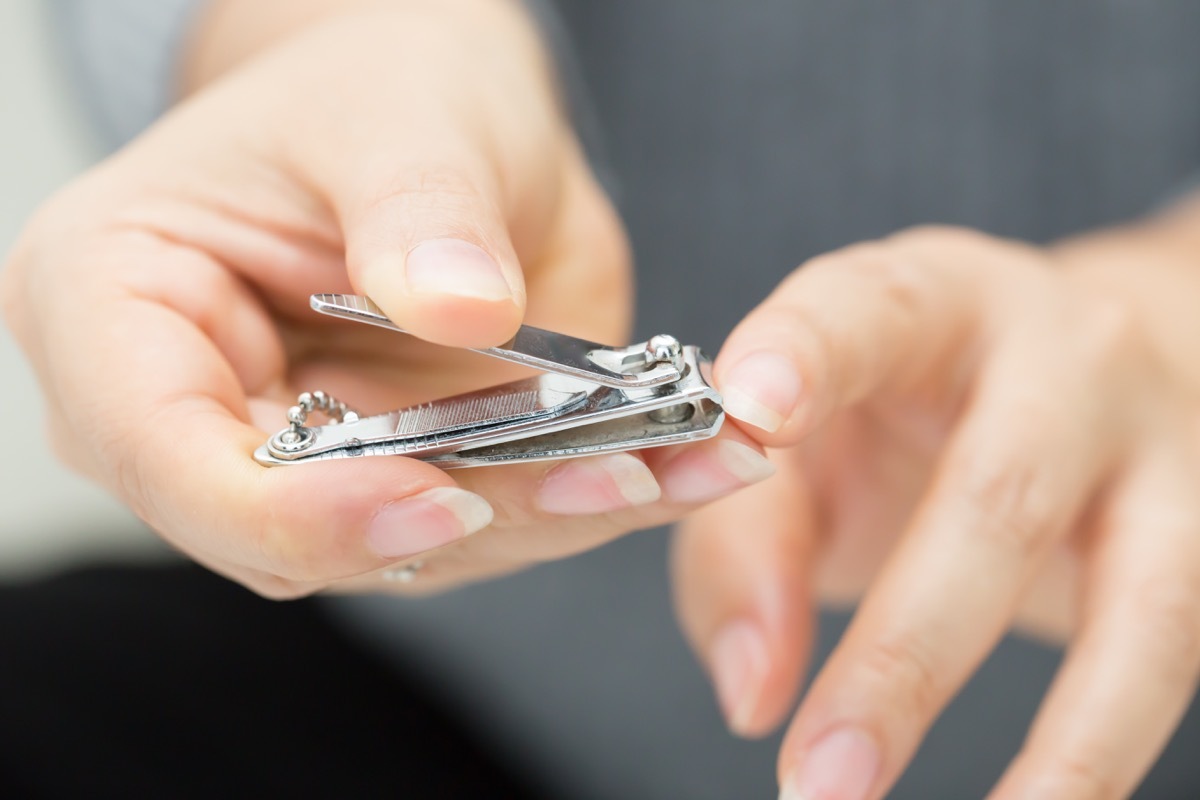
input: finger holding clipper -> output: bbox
[340,165,528,349]
[353,427,777,594]
[528,426,776,517]
[257,5,562,349]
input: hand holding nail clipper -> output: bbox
[7,1,1200,798]
[1,0,773,600]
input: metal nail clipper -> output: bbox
[254,294,725,469]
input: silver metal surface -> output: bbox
[645,333,684,372]
[310,294,681,389]
[382,561,424,583]
[255,294,725,469]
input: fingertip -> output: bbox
[258,456,478,579]
[361,237,525,347]
[779,726,883,800]
[672,465,818,737]
[366,485,493,558]
[657,438,775,505]
[535,452,661,516]
[708,606,813,739]
[715,349,805,440]
[710,618,772,737]
[406,238,517,302]
[400,295,524,347]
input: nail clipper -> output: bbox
[254,294,724,469]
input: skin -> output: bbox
[0,0,774,598]
[5,1,1200,798]
[675,220,1200,799]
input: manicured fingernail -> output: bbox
[367,486,493,558]
[721,351,802,433]
[405,238,513,301]
[661,439,775,504]
[710,620,769,736]
[536,453,661,515]
[781,727,881,800]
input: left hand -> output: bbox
[671,224,1200,799]
[0,0,775,599]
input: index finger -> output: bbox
[714,228,1010,443]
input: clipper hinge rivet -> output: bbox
[645,334,683,371]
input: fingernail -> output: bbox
[405,238,513,301]
[367,486,493,558]
[661,439,775,504]
[536,453,661,515]
[721,351,802,433]
[781,727,881,800]
[710,620,769,736]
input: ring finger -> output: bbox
[989,440,1200,799]
[776,330,1121,800]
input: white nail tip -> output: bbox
[420,486,494,535]
[600,454,662,506]
[722,387,785,433]
[777,788,811,800]
[714,440,776,484]
[728,667,763,736]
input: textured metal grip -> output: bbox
[391,388,579,439]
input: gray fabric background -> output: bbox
[52,1,1200,797]
[332,3,1200,798]
[51,0,201,146]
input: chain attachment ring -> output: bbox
[270,390,360,453]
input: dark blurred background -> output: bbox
[5,2,1200,798]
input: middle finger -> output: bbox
[776,332,1120,800]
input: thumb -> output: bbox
[210,1,563,346]
[337,158,527,347]
[268,13,549,349]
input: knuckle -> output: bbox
[952,455,1056,557]
[839,247,929,335]
[771,300,838,387]
[1131,579,1200,675]
[408,166,483,203]
[816,243,927,306]
[3,177,123,330]
[1070,298,1146,377]
[1040,750,1121,800]
[366,163,492,222]
[855,635,943,718]
[782,246,932,402]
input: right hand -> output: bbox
[2,0,774,597]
